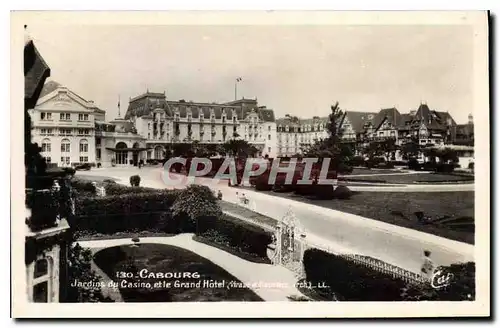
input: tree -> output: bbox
[303,102,353,173]
[171,184,222,228]
[400,137,420,160]
[223,139,255,158]
[423,147,458,164]
[366,138,398,161]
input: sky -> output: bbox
[28,24,474,123]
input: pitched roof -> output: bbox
[342,111,374,133]
[456,123,474,136]
[125,93,276,122]
[412,104,456,131]
[38,80,60,99]
[276,115,327,127]
[37,80,107,115]
[372,107,402,130]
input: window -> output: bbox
[268,134,271,140]
[79,156,88,163]
[60,113,71,120]
[268,126,271,131]
[96,149,101,160]
[268,147,271,153]
[78,114,89,121]
[32,258,51,303]
[40,128,54,136]
[96,138,101,146]
[77,129,90,136]
[61,139,70,153]
[59,128,72,136]
[79,139,88,153]
[44,157,51,163]
[41,139,51,153]
[40,112,52,120]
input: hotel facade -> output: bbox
[29,83,278,167]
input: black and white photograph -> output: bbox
[11,10,490,318]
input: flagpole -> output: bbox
[118,94,121,118]
[234,81,237,101]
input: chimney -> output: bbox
[468,114,473,125]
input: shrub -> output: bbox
[303,249,407,301]
[294,180,318,196]
[62,167,76,176]
[378,162,395,169]
[435,163,455,173]
[365,157,385,169]
[337,163,353,174]
[468,162,474,170]
[350,156,365,167]
[25,189,60,231]
[332,185,353,199]
[71,179,97,194]
[408,158,421,171]
[197,214,273,258]
[171,184,222,225]
[103,183,158,196]
[314,184,335,200]
[255,173,273,191]
[102,179,116,184]
[422,162,437,171]
[130,175,141,187]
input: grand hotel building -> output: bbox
[29,82,278,167]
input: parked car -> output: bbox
[75,163,91,171]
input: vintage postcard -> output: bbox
[11,11,490,318]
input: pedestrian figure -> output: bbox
[421,250,435,279]
[217,190,223,200]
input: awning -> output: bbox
[106,147,152,152]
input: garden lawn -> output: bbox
[93,243,263,302]
[254,190,475,245]
[348,168,405,175]
[342,173,474,184]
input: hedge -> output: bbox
[197,214,273,259]
[73,187,272,262]
[303,248,407,301]
[75,191,180,217]
[104,182,159,195]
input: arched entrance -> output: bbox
[132,142,140,166]
[115,142,128,165]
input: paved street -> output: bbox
[77,166,475,274]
